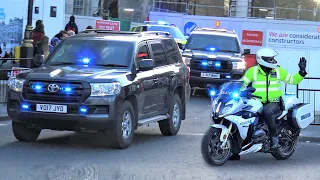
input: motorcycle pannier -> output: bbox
[287,103,314,129]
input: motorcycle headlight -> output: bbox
[8,77,25,92]
[90,82,121,96]
[232,62,246,70]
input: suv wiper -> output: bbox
[49,62,76,66]
[95,64,128,68]
[219,50,239,53]
[188,48,205,51]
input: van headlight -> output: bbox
[232,62,246,70]
[8,77,25,92]
[90,82,121,96]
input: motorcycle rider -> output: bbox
[229,47,307,160]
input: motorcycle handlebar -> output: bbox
[252,95,262,99]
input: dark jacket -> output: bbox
[65,22,78,34]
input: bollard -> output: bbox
[14,46,21,61]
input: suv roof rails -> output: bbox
[139,31,171,37]
[196,28,231,32]
[79,29,139,34]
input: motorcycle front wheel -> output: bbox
[201,127,232,166]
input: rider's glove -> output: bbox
[298,57,307,77]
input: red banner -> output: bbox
[242,30,263,46]
[96,20,121,31]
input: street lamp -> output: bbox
[20,0,34,68]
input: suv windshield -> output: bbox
[46,39,134,67]
[147,26,186,40]
[185,34,240,53]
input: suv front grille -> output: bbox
[192,59,232,72]
[23,81,84,103]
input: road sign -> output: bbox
[96,20,121,31]
[184,22,197,36]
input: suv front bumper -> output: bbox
[7,91,122,132]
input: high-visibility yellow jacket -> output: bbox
[241,65,304,103]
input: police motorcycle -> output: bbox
[201,81,314,166]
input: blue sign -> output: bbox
[184,22,197,36]
[0,13,5,20]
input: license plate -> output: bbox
[201,73,220,78]
[36,104,67,113]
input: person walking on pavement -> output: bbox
[229,47,308,160]
[65,15,78,34]
[32,22,45,56]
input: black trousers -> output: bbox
[262,102,282,137]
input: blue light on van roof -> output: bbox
[82,58,90,64]
[158,20,168,25]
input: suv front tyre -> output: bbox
[12,122,41,142]
[159,93,182,136]
[109,100,135,149]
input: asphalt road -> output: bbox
[0,91,320,180]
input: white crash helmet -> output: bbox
[256,48,279,69]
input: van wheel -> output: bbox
[159,94,182,136]
[12,122,41,142]
[109,101,135,149]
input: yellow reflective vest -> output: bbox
[241,65,304,103]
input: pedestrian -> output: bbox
[9,48,13,58]
[32,22,45,56]
[50,31,68,52]
[65,15,78,34]
[40,36,50,59]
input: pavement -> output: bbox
[1,93,320,179]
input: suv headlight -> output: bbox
[232,62,246,70]
[90,82,121,96]
[8,77,25,92]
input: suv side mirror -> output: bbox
[243,49,250,55]
[34,54,44,67]
[139,59,154,71]
[177,43,185,50]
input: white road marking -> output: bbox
[179,133,204,136]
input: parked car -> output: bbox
[7,30,191,149]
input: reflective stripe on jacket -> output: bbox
[241,65,304,103]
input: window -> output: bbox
[161,39,178,64]
[185,34,240,53]
[150,42,167,67]
[136,44,150,64]
[46,39,134,67]
[147,26,186,40]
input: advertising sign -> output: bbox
[96,20,121,31]
[242,30,263,46]
[266,30,320,48]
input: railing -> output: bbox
[296,77,320,125]
[0,58,32,104]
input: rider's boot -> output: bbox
[229,153,240,160]
[271,136,280,149]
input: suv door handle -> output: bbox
[153,78,158,82]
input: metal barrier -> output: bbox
[296,77,320,125]
[0,58,32,104]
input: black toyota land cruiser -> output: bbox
[182,28,250,95]
[7,30,191,149]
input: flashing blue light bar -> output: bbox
[82,58,90,64]
[22,104,29,109]
[64,87,72,92]
[226,75,231,79]
[35,85,41,90]
[80,108,87,113]
[210,90,216,96]
[232,92,239,98]
[158,20,168,25]
[201,61,208,66]
[215,62,221,67]
[209,47,216,51]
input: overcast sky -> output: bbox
[0,0,24,24]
